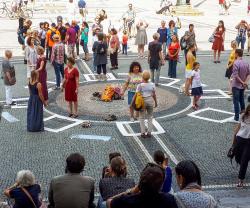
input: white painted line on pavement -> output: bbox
[124,123,153,162]
[153,134,179,165]
[11,105,28,109]
[201,89,231,99]
[188,107,234,123]
[1,112,19,123]
[116,119,165,137]
[81,59,93,74]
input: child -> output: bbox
[122,30,128,55]
[38,22,46,48]
[191,62,203,110]
[153,150,172,193]
[122,62,143,121]
[1,50,16,106]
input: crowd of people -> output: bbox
[3,152,219,208]
[1,1,250,201]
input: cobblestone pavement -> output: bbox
[1,0,250,207]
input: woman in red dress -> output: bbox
[36,46,48,103]
[62,57,79,118]
[212,20,225,63]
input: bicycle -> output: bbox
[0,2,33,20]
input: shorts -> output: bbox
[185,70,192,79]
[128,91,135,105]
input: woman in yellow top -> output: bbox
[184,44,196,96]
[225,40,237,95]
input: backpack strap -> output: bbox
[21,187,37,208]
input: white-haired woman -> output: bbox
[4,170,41,207]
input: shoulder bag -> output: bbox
[21,187,47,208]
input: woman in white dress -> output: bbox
[26,36,37,80]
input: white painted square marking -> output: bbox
[1,112,19,122]
[44,114,82,133]
[201,89,231,99]
[116,119,165,137]
[84,73,117,81]
[188,107,234,123]
[159,76,180,87]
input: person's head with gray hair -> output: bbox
[153,33,160,41]
[16,170,35,187]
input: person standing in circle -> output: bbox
[36,46,48,103]
[191,62,203,110]
[26,37,37,80]
[167,34,180,79]
[27,70,47,132]
[235,20,248,51]
[135,71,157,138]
[232,104,250,187]
[157,20,168,57]
[62,57,79,118]
[166,20,180,48]
[109,28,120,70]
[225,40,237,96]
[135,20,148,58]
[122,62,143,122]
[184,44,196,96]
[80,21,90,61]
[92,33,108,81]
[212,20,225,63]
[148,33,165,86]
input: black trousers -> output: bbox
[76,42,80,56]
[97,64,107,75]
[46,47,52,61]
[236,136,250,180]
[110,51,118,67]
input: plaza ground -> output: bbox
[0,0,250,207]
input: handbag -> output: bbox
[208,34,215,43]
[21,187,47,208]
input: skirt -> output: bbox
[192,87,203,96]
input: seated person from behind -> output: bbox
[48,153,95,208]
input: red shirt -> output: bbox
[122,35,128,44]
[168,42,180,60]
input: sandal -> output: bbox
[72,114,78,118]
[68,113,73,117]
[192,105,198,111]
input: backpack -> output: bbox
[180,36,187,50]
[133,92,144,111]
[96,42,106,55]
[50,30,56,41]
[78,0,86,8]
[101,85,115,102]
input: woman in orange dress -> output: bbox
[62,57,79,118]
[212,20,226,63]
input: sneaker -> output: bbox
[227,117,239,123]
[130,117,135,122]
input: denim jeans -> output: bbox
[150,68,161,85]
[236,36,246,50]
[232,87,245,121]
[122,44,127,54]
[54,62,64,87]
[168,59,177,78]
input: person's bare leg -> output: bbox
[73,101,78,116]
[217,51,221,62]
[68,102,73,115]
[142,45,145,57]
[213,50,217,62]
[185,78,191,95]
[129,106,134,119]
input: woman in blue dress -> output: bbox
[27,70,47,132]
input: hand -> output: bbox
[44,101,48,107]
[161,60,165,65]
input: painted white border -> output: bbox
[188,107,234,123]
[43,113,83,133]
[201,89,231,99]
[84,73,117,81]
[116,119,165,137]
